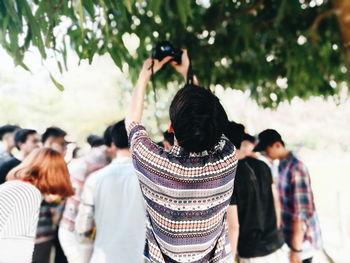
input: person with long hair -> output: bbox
[0,148,74,263]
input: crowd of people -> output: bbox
[0,50,322,263]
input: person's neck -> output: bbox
[236,149,246,160]
[17,151,29,161]
[115,148,131,160]
[5,144,13,153]
[279,149,290,160]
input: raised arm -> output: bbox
[170,49,199,85]
[125,50,198,129]
[125,57,172,128]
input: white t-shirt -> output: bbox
[76,158,146,263]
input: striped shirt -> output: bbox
[128,123,237,263]
[0,180,42,262]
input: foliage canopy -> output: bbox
[0,0,348,107]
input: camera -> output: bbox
[152,41,182,65]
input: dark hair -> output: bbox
[0,125,20,140]
[103,125,113,147]
[169,85,228,152]
[157,141,165,147]
[110,120,128,149]
[14,129,37,150]
[243,134,256,144]
[224,122,246,149]
[42,127,67,143]
[163,131,174,146]
[87,135,104,147]
[72,147,81,159]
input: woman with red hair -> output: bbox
[0,148,74,263]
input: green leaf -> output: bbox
[49,73,64,91]
[176,0,188,25]
[149,0,162,14]
[108,48,123,69]
[62,40,68,71]
[19,61,31,71]
[73,0,85,29]
[3,0,19,23]
[83,0,95,17]
[123,0,133,13]
[57,61,63,74]
[18,0,47,58]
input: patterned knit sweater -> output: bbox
[128,123,237,263]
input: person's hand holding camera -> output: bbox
[139,56,173,81]
[170,49,189,78]
[170,49,198,85]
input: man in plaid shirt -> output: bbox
[254,129,322,263]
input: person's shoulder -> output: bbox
[1,181,41,200]
[0,158,19,174]
[2,157,19,166]
[86,162,115,184]
[289,152,308,172]
[236,159,254,176]
[245,156,271,171]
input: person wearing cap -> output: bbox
[225,122,287,263]
[254,129,322,263]
[0,125,20,166]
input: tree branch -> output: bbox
[232,0,264,16]
[310,7,339,31]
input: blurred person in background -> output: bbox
[225,122,286,263]
[0,129,40,184]
[0,148,74,263]
[59,129,112,263]
[33,126,70,263]
[76,120,146,263]
[87,134,105,148]
[254,129,322,263]
[239,133,256,157]
[0,124,20,165]
[42,127,69,156]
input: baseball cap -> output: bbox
[253,129,283,152]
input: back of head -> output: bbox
[243,134,256,144]
[103,125,113,147]
[169,85,228,152]
[0,124,20,141]
[224,122,246,149]
[87,134,104,148]
[7,148,74,197]
[14,129,37,150]
[42,127,67,144]
[110,120,128,149]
